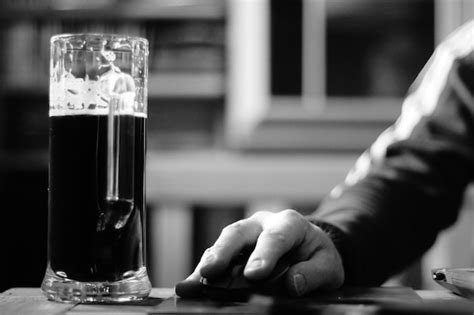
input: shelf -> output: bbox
[2,72,225,100]
[0,0,226,20]
[148,72,225,98]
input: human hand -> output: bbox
[175,209,344,297]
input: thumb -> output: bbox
[285,250,344,296]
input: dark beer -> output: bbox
[48,114,146,282]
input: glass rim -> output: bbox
[51,33,148,47]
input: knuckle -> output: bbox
[202,246,220,260]
[202,245,226,264]
[250,210,272,221]
[221,221,246,238]
[280,209,303,222]
[277,209,309,236]
[263,228,292,248]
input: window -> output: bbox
[226,0,472,151]
[271,0,434,105]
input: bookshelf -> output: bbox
[0,0,225,20]
[0,0,227,155]
[0,0,227,291]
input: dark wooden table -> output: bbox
[1,287,474,314]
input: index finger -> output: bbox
[175,247,214,297]
[199,218,262,279]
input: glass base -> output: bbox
[41,265,152,303]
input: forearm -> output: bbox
[309,22,474,285]
[310,172,464,286]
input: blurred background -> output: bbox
[0,0,473,292]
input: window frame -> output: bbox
[225,0,473,150]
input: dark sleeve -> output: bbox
[309,21,474,286]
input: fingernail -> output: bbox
[245,258,263,272]
[293,273,306,296]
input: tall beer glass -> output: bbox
[41,34,151,303]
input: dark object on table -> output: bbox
[200,249,290,301]
[432,268,474,300]
[175,248,290,301]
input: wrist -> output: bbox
[306,218,355,286]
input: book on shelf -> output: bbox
[2,18,225,96]
[1,6,226,155]
[148,20,224,45]
[151,45,224,72]
[0,0,226,20]
[147,20,224,72]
